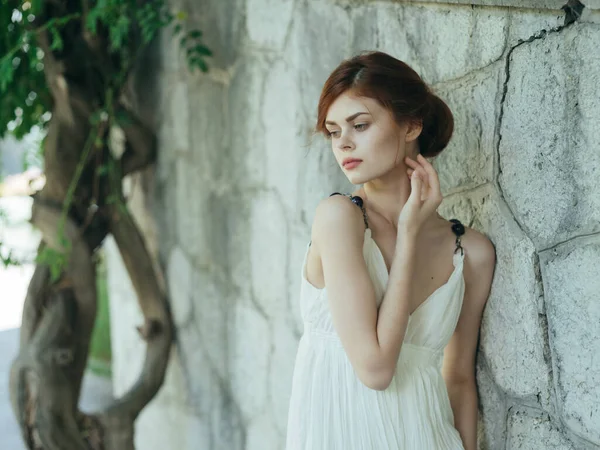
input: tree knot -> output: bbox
[136,319,162,341]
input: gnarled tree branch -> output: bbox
[9,2,174,448]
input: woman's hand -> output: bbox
[398,154,443,237]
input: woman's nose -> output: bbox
[337,134,354,151]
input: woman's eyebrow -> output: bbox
[325,112,370,126]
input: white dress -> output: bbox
[285,198,467,450]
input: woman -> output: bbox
[285,51,496,450]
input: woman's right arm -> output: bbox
[311,196,418,390]
[311,155,440,390]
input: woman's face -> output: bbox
[324,92,419,185]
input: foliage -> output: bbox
[0,0,211,140]
[0,0,211,277]
[0,3,51,139]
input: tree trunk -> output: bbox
[8,3,173,449]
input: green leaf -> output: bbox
[49,27,64,51]
[110,15,131,50]
[1,249,22,268]
[0,57,15,92]
[192,58,209,73]
[86,10,99,34]
[193,45,212,57]
[35,247,68,282]
[30,0,43,15]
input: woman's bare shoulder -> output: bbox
[461,226,496,267]
[305,195,372,290]
[459,225,496,308]
[311,195,365,247]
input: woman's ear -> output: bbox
[405,120,423,142]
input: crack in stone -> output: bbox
[538,229,600,253]
[532,253,556,413]
[281,0,299,53]
[495,19,581,248]
[442,180,490,199]
[249,291,270,320]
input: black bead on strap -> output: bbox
[449,218,465,256]
[330,192,370,229]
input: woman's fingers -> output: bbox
[412,167,429,203]
[416,154,441,202]
[404,155,443,226]
[406,156,431,193]
[405,156,419,168]
[410,167,422,204]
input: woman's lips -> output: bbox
[343,160,362,170]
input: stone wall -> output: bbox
[105,1,600,449]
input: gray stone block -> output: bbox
[376,4,508,84]
[246,0,295,50]
[351,5,380,53]
[246,412,283,450]
[174,157,211,258]
[384,0,593,9]
[192,269,230,381]
[439,185,552,404]
[249,191,289,318]
[540,236,600,445]
[167,247,194,328]
[288,1,353,121]
[506,407,576,450]
[434,62,504,195]
[228,54,271,186]
[477,358,508,450]
[269,320,300,435]
[183,0,245,69]
[262,59,303,215]
[498,24,600,250]
[229,302,271,421]
[208,381,245,450]
[188,78,227,182]
[506,9,564,48]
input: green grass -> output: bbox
[87,253,112,378]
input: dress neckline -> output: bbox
[302,228,464,318]
[364,228,464,317]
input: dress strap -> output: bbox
[328,193,464,256]
[449,218,465,256]
[329,192,369,229]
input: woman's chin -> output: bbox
[345,172,368,185]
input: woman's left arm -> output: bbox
[442,228,496,450]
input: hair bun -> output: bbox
[419,93,454,158]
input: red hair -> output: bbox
[316,51,454,158]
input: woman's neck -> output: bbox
[359,164,411,228]
[357,163,441,233]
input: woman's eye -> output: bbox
[355,123,368,131]
[329,130,340,138]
